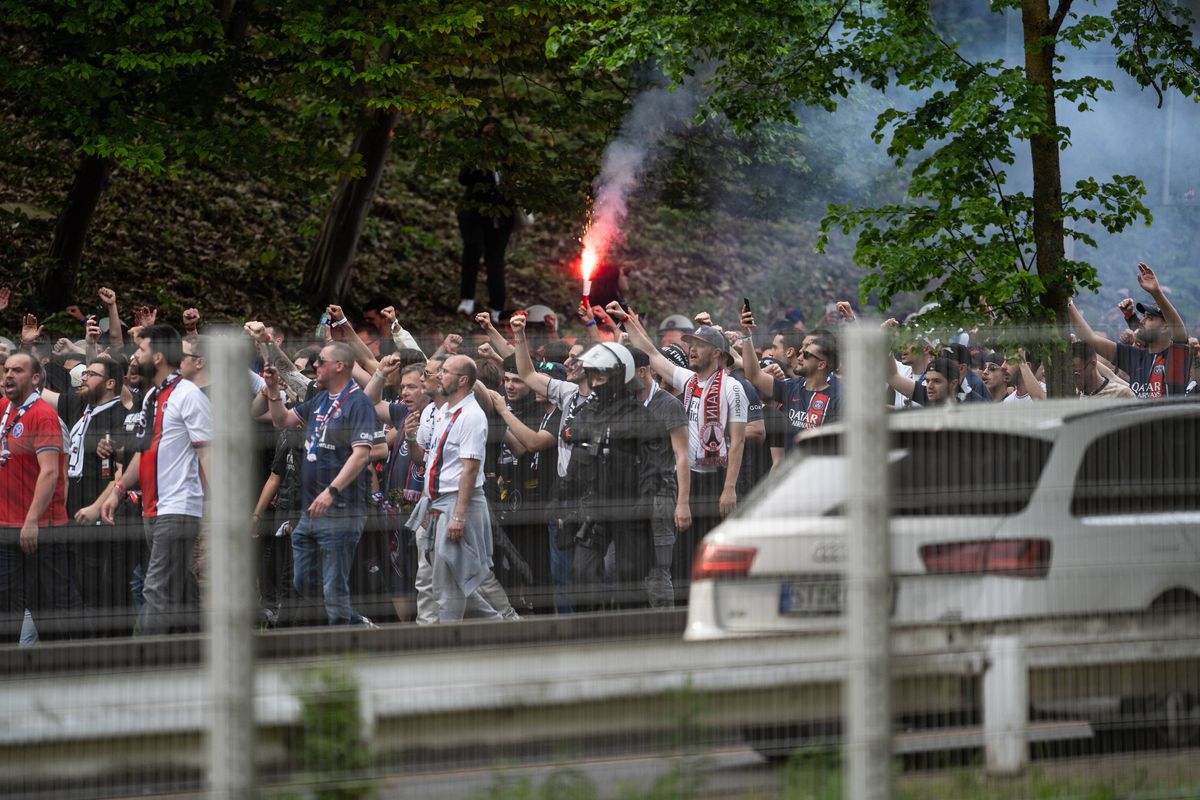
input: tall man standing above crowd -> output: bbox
[622,313,747,584]
[101,325,211,634]
[1068,263,1191,398]
[0,351,76,641]
[262,341,379,626]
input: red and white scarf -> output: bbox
[686,369,729,468]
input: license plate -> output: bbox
[779,576,844,616]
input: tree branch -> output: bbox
[1050,0,1074,36]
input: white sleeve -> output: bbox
[181,387,214,445]
[671,365,697,392]
[724,379,748,424]
[248,369,266,395]
[457,408,488,462]
[545,378,579,411]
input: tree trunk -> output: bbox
[301,108,399,308]
[41,154,112,310]
[1022,0,1073,398]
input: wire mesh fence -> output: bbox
[0,316,1198,799]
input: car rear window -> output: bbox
[1071,416,1200,516]
[796,430,1053,516]
[891,431,1052,516]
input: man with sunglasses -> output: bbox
[261,341,381,626]
[740,310,841,449]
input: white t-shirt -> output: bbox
[423,394,487,495]
[143,378,212,518]
[1002,382,1046,403]
[669,366,748,473]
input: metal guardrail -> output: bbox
[1,608,1197,787]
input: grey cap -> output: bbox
[680,325,729,353]
[658,314,694,333]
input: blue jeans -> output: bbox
[547,521,573,615]
[292,512,366,625]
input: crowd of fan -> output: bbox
[0,261,1196,641]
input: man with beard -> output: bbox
[622,314,747,585]
[0,351,77,642]
[424,355,502,621]
[739,310,841,448]
[1067,263,1191,399]
[259,341,378,626]
[59,354,128,636]
[100,325,211,634]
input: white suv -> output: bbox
[686,399,1200,641]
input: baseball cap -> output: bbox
[658,314,694,334]
[680,325,729,353]
[1136,302,1164,318]
[536,361,568,380]
[759,356,786,371]
[524,304,556,324]
[660,344,688,370]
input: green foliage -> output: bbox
[290,665,376,800]
[553,0,1200,334]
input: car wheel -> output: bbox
[1154,691,1200,748]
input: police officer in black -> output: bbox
[559,343,656,610]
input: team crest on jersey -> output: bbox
[11,423,23,438]
[1153,364,1165,375]
[811,398,825,412]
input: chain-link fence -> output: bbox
[1,319,1198,799]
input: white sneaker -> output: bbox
[456,299,475,315]
[489,308,502,324]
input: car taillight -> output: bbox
[692,543,758,582]
[919,538,1051,578]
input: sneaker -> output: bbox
[488,308,502,324]
[359,616,379,629]
[456,299,475,315]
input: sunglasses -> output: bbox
[801,350,825,362]
[312,355,343,367]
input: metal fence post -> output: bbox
[843,322,892,800]
[984,635,1028,775]
[206,331,257,799]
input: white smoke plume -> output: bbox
[583,84,699,268]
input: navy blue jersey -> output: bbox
[773,376,841,447]
[293,386,381,518]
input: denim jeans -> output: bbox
[291,512,367,625]
[547,521,574,615]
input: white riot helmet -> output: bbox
[576,342,636,384]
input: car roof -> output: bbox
[799,397,1200,444]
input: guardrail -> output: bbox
[0,609,1196,790]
